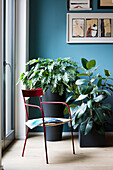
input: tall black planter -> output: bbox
[42,88,66,141]
[79,128,105,147]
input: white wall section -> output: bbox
[15,0,29,139]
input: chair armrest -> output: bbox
[25,103,42,111]
[41,101,71,119]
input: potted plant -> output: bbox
[18,57,79,141]
[64,58,113,147]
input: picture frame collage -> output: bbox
[67,0,113,43]
[67,13,113,43]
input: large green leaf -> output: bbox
[101,103,112,111]
[80,117,93,135]
[79,85,94,95]
[94,95,106,102]
[76,103,87,118]
[75,94,88,101]
[97,79,102,87]
[75,79,87,85]
[104,69,111,77]
[86,60,96,70]
[81,58,88,70]
[102,90,111,96]
[94,108,105,124]
[87,100,93,109]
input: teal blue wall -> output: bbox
[29,0,113,132]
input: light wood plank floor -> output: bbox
[2,134,113,170]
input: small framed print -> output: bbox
[72,19,85,37]
[86,19,98,37]
[67,0,92,11]
[98,0,113,9]
[100,19,111,37]
[67,13,113,43]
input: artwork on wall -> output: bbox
[67,0,92,11]
[98,0,113,9]
[67,13,113,43]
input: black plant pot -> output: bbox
[42,88,66,141]
[79,128,105,147]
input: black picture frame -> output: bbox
[98,0,113,9]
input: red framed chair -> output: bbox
[22,88,75,164]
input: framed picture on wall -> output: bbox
[98,0,113,9]
[67,13,113,43]
[67,0,92,11]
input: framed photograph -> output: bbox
[86,19,98,37]
[99,19,111,37]
[67,0,92,11]
[67,13,113,43]
[72,19,85,37]
[98,0,113,9]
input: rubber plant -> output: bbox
[64,58,113,135]
[18,57,78,95]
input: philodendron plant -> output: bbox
[18,57,78,95]
[64,58,113,135]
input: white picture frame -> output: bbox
[68,0,92,11]
[67,13,113,43]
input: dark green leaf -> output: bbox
[76,103,87,118]
[81,58,88,70]
[94,108,105,124]
[80,117,93,135]
[79,85,94,95]
[104,69,111,77]
[101,103,112,111]
[97,79,102,87]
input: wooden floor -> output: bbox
[2,134,113,170]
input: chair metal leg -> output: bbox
[70,121,75,154]
[22,127,29,157]
[43,125,48,164]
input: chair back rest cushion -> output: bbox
[22,88,43,97]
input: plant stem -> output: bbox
[89,70,93,119]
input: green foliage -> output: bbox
[65,58,113,135]
[18,57,78,95]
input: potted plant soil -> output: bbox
[18,57,79,141]
[64,58,113,147]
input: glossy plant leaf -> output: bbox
[80,117,93,135]
[79,85,94,95]
[104,69,111,77]
[75,94,88,101]
[86,60,96,70]
[81,58,88,70]
[76,103,87,118]
[97,78,102,87]
[75,79,87,85]
[87,100,93,109]
[94,108,105,124]
[94,95,106,102]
